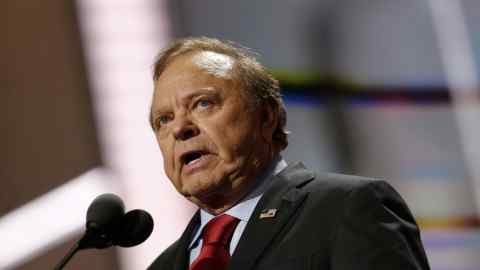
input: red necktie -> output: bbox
[189,214,240,270]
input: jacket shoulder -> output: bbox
[147,240,181,270]
[302,171,383,196]
[296,171,409,224]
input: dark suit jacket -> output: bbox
[148,162,430,270]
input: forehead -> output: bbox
[152,51,240,104]
[157,51,234,85]
[159,50,235,81]
[191,51,234,78]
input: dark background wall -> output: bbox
[2,0,115,269]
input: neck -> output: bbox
[194,154,279,215]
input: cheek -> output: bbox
[157,139,174,171]
[212,114,259,157]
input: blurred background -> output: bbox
[2,0,480,269]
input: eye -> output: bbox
[196,99,212,109]
[155,114,173,128]
[159,115,170,123]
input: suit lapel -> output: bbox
[229,163,315,270]
[173,210,200,270]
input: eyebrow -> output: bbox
[179,87,219,102]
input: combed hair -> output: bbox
[152,37,288,151]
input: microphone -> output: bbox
[113,209,154,247]
[53,194,154,270]
[80,193,126,249]
[87,193,125,231]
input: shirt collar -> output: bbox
[189,156,287,249]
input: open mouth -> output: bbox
[181,151,208,166]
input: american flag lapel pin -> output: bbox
[259,208,277,219]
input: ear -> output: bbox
[260,102,278,144]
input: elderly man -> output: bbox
[147,37,430,270]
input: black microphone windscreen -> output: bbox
[113,209,154,247]
[86,193,125,230]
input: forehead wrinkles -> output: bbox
[192,51,234,78]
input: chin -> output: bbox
[183,177,228,199]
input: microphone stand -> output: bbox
[53,226,112,270]
[53,242,80,270]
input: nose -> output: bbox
[172,118,200,141]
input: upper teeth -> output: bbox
[186,153,202,165]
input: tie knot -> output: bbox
[202,214,239,246]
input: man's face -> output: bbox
[151,51,273,211]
